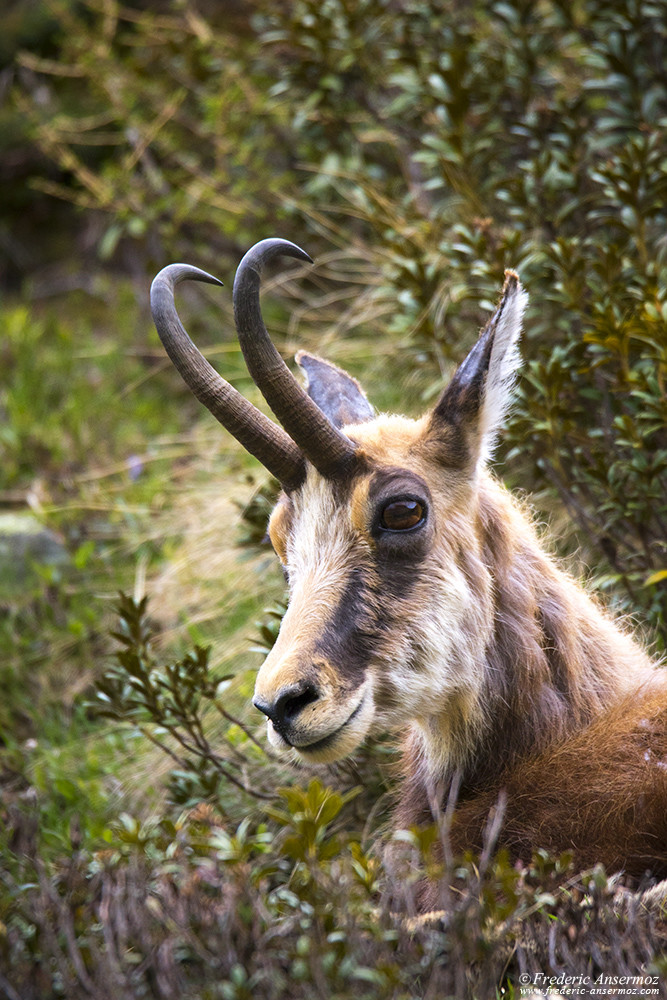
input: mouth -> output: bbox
[268,689,372,763]
[288,696,366,755]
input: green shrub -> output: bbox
[3,765,666,998]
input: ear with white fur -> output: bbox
[426,271,528,468]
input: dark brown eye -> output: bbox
[380,499,425,532]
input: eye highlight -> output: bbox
[379,498,426,532]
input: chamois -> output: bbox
[151,239,667,895]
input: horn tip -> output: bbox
[297,247,314,265]
[238,238,314,274]
[151,263,224,293]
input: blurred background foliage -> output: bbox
[1,0,666,996]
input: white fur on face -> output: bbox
[256,470,378,762]
[367,529,493,777]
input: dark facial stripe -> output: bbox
[314,570,430,695]
[373,546,422,601]
[314,567,380,686]
[367,467,433,602]
[311,468,434,686]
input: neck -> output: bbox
[410,477,657,797]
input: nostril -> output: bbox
[254,681,320,729]
[276,682,319,725]
[252,695,273,719]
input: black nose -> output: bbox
[253,681,320,730]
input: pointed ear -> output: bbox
[295,351,375,429]
[426,271,528,467]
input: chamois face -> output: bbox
[253,273,528,764]
[254,415,496,763]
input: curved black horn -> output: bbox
[150,263,306,489]
[233,239,360,480]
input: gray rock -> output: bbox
[0,512,68,597]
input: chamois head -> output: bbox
[151,240,528,765]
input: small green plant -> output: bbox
[267,778,360,870]
[251,601,287,657]
[94,593,274,809]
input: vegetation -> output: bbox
[1,0,666,996]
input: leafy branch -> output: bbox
[94,593,273,802]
